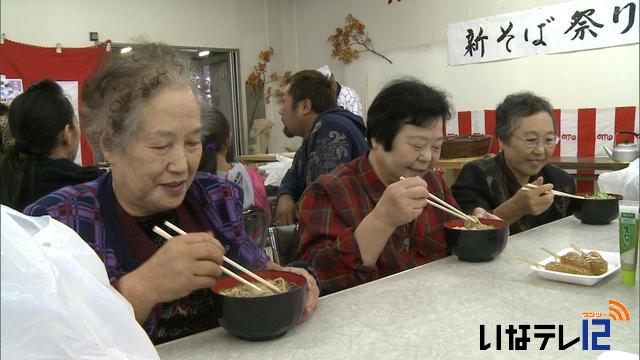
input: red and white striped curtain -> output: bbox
[446,107,639,192]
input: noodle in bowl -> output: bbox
[444,218,509,262]
[219,277,296,297]
[212,270,307,341]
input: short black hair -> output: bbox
[495,92,556,142]
[367,78,451,151]
[286,70,336,114]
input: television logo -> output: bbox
[582,299,630,321]
[607,299,630,321]
[480,299,630,351]
[581,299,630,351]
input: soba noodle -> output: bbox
[220,277,296,297]
[453,215,494,230]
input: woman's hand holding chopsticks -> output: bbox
[373,176,431,229]
[115,231,225,323]
[493,177,555,224]
[522,183,586,200]
[398,176,481,223]
[157,222,282,294]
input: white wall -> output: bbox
[264,0,302,152]
[3,0,638,153]
[293,0,639,114]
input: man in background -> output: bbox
[276,70,367,225]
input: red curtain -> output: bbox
[0,39,108,165]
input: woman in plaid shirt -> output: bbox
[298,79,495,295]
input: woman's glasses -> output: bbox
[514,135,559,148]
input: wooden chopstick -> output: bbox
[425,199,474,222]
[427,193,479,223]
[399,176,478,223]
[162,221,283,294]
[151,226,264,293]
[501,252,545,269]
[522,183,586,200]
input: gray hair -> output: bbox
[80,43,198,158]
[495,91,556,143]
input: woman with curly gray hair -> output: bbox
[25,43,318,344]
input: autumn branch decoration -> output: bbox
[328,13,392,64]
[245,47,292,124]
[245,47,291,103]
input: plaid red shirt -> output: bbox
[298,153,457,295]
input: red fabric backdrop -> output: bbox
[0,39,108,165]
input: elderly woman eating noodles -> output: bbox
[24,43,318,344]
[297,79,496,295]
[451,92,576,235]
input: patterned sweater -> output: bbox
[24,172,269,343]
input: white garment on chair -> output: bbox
[337,84,363,117]
[316,65,363,117]
[218,162,255,210]
[598,158,639,201]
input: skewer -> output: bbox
[162,221,283,294]
[540,247,561,260]
[399,176,479,223]
[522,183,586,200]
[570,243,586,256]
[501,252,545,269]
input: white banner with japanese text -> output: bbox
[447,0,639,65]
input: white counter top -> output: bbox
[157,216,639,359]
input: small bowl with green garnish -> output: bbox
[573,192,623,224]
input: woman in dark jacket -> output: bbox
[452,92,576,235]
[0,79,103,210]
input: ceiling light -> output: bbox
[120,47,132,54]
[198,50,210,57]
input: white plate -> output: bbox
[530,248,621,286]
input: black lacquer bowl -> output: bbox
[444,219,509,262]
[573,193,622,225]
[212,270,307,341]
